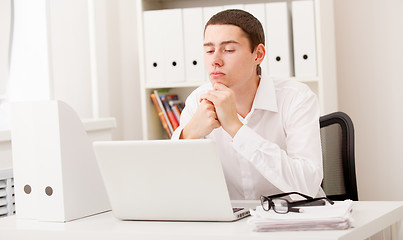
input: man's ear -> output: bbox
[254,43,266,65]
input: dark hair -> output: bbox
[204,9,265,75]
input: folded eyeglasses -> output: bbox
[260,192,334,214]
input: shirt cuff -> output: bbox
[171,126,184,140]
[231,125,265,159]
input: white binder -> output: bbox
[183,8,205,83]
[162,9,185,83]
[292,0,317,77]
[223,4,244,10]
[143,10,165,83]
[244,3,268,75]
[143,9,185,83]
[265,2,293,77]
[11,101,111,222]
[202,6,224,27]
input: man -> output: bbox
[172,9,323,200]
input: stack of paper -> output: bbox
[248,200,354,231]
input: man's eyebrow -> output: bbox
[203,40,240,47]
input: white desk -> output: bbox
[1,201,403,240]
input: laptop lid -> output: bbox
[93,139,249,221]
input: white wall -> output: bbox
[48,0,94,118]
[105,0,142,140]
[0,0,11,99]
[334,0,403,201]
[2,0,142,140]
[0,0,11,129]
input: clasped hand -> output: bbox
[182,83,243,139]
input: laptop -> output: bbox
[93,139,250,221]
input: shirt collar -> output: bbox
[252,74,278,112]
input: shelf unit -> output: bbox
[136,0,338,140]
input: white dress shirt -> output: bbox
[172,74,323,200]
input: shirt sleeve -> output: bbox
[231,90,323,198]
[171,88,199,140]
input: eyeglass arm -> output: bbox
[288,197,334,208]
[266,191,314,200]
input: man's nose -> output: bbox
[212,52,223,67]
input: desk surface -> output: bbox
[1,201,403,240]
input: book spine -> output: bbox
[161,97,179,130]
[171,104,181,122]
[153,90,174,134]
[150,93,172,138]
[169,100,184,112]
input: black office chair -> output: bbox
[319,112,358,201]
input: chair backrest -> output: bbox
[319,112,358,201]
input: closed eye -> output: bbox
[224,49,235,53]
[204,48,215,54]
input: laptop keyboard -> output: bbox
[232,207,244,213]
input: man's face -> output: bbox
[203,24,258,89]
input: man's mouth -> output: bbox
[210,71,225,78]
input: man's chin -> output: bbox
[209,79,228,87]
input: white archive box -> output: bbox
[163,9,186,83]
[292,0,318,77]
[143,9,165,84]
[10,100,112,222]
[183,7,206,83]
[143,9,185,83]
[223,4,244,10]
[265,2,293,77]
[202,6,224,27]
[244,3,267,74]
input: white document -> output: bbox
[11,101,110,222]
[248,200,354,231]
[244,3,268,75]
[10,104,38,220]
[183,8,206,83]
[143,10,165,83]
[292,0,317,77]
[265,2,293,77]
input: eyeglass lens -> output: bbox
[272,199,288,213]
[261,197,289,213]
[261,197,270,211]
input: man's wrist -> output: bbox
[226,121,243,138]
[180,125,198,139]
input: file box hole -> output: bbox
[193,60,197,65]
[45,186,53,196]
[24,185,31,194]
[303,54,308,60]
[276,56,281,62]
[172,61,177,66]
[153,62,158,67]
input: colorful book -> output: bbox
[160,95,179,130]
[161,94,183,124]
[150,92,173,138]
[169,99,184,112]
[171,104,181,123]
[161,94,178,101]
